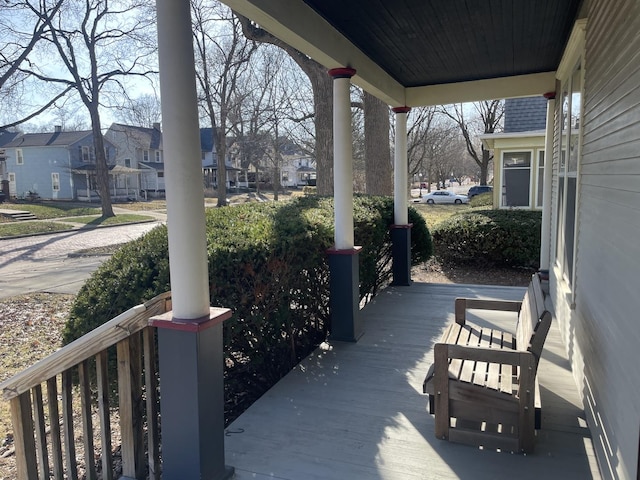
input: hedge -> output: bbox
[431,209,541,268]
[63,195,432,421]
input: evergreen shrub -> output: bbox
[431,209,541,268]
[63,196,432,421]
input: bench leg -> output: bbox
[518,353,536,453]
[434,344,450,440]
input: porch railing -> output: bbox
[0,292,172,480]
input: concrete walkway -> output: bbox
[0,220,163,299]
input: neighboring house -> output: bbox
[0,130,19,198]
[481,96,548,209]
[2,127,116,201]
[105,123,163,198]
[200,128,245,189]
[239,136,316,188]
[280,149,316,187]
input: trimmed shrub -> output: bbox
[431,209,541,268]
[63,196,432,421]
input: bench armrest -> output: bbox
[454,298,522,325]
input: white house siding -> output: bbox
[550,1,640,479]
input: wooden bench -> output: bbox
[422,274,551,453]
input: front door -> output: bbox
[8,172,16,197]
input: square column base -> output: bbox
[327,247,363,342]
[151,308,234,480]
[391,224,412,286]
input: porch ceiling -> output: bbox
[224,0,584,106]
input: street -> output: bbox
[0,222,162,299]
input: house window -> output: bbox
[282,172,289,182]
[16,149,24,165]
[501,151,531,207]
[536,151,545,208]
[124,158,131,168]
[158,172,164,178]
[555,61,583,288]
[155,151,161,162]
[143,150,150,162]
[81,146,91,163]
[52,172,60,191]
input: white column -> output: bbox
[540,91,556,270]
[156,0,209,320]
[393,107,410,225]
[329,68,356,250]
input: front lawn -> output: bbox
[0,202,101,219]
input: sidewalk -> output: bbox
[0,221,162,299]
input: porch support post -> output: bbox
[391,106,412,286]
[540,91,556,273]
[155,1,232,479]
[328,67,362,342]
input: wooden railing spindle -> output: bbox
[78,360,97,479]
[143,327,161,480]
[31,384,50,479]
[95,350,114,480]
[10,391,38,479]
[117,336,142,479]
[61,369,79,480]
[0,292,172,480]
[46,376,64,480]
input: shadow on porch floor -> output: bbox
[224,282,601,480]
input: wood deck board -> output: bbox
[225,283,601,480]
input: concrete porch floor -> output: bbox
[224,282,601,479]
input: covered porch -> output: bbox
[225,281,600,479]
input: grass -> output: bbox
[0,199,156,237]
[0,294,75,445]
[64,213,153,225]
[113,200,167,212]
[0,202,100,219]
[0,221,73,237]
[412,203,472,230]
[0,214,154,237]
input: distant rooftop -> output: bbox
[5,130,92,147]
[504,97,548,133]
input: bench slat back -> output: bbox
[515,275,551,367]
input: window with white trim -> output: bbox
[52,172,60,191]
[555,61,583,288]
[16,149,24,165]
[501,151,532,207]
[143,150,150,162]
[155,151,161,162]
[81,146,91,163]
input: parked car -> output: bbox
[419,190,469,204]
[467,185,493,198]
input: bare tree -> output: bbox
[440,101,504,185]
[115,93,162,127]
[238,15,336,196]
[17,0,157,217]
[0,0,73,128]
[193,2,256,206]
[403,106,437,192]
